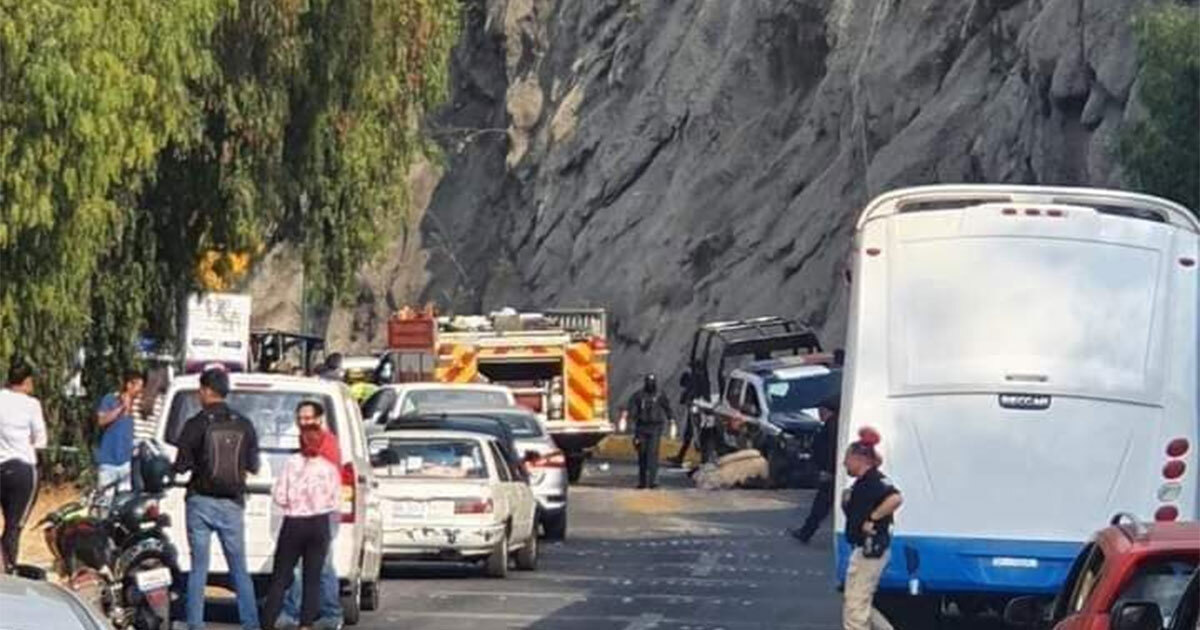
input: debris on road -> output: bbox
[691,449,770,490]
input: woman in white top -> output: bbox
[0,358,47,572]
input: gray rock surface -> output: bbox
[255,0,1159,401]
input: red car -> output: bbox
[1006,514,1199,630]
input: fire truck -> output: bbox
[380,307,613,482]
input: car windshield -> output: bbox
[763,371,841,414]
[165,389,338,451]
[403,389,510,413]
[369,438,488,479]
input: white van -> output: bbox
[836,185,1199,603]
[155,373,384,625]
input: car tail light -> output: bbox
[1166,438,1189,458]
[454,498,493,514]
[1154,505,1179,522]
[1163,460,1186,480]
[529,451,566,469]
[340,463,356,524]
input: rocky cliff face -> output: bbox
[266,0,1158,399]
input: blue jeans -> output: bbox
[186,495,261,630]
[281,514,342,623]
[97,462,132,492]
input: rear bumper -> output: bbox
[382,522,505,560]
[834,534,1083,596]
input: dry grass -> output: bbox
[17,483,81,569]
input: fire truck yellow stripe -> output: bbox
[565,343,604,421]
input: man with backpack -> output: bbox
[172,368,261,630]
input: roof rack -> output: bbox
[1110,512,1149,541]
[858,185,1198,233]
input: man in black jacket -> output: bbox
[624,374,673,489]
[172,368,261,630]
[791,395,840,544]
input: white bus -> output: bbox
[835,185,1199,605]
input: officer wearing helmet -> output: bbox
[623,374,673,489]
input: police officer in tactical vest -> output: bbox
[625,374,673,489]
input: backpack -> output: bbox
[201,408,249,498]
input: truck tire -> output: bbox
[485,536,509,578]
[541,510,567,541]
[566,455,584,484]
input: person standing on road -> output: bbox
[172,368,261,630]
[94,369,145,493]
[0,358,47,572]
[841,428,902,630]
[667,363,712,467]
[624,374,673,489]
[278,401,343,630]
[262,401,341,630]
[792,395,840,544]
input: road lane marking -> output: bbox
[622,612,664,630]
[691,550,720,576]
[374,609,836,628]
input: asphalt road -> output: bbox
[202,461,1004,630]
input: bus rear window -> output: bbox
[892,237,1161,396]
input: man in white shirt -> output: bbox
[0,358,48,571]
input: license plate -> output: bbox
[134,566,173,593]
[390,501,427,520]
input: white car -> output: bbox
[154,373,384,625]
[360,383,516,435]
[369,427,538,577]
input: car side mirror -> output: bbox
[1111,602,1163,630]
[1003,596,1050,628]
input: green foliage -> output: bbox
[0,0,228,428]
[0,0,460,452]
[1120,3,1200,213]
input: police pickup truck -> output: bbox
[705,355,841,487]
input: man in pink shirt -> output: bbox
[278,402,345,630]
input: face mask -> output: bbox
[299,425,324,457]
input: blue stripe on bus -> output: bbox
[834,534,1083,595]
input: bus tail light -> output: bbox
[1154,505,1179,522]
[1163,460,1186,480]
[1166,438,1189,458]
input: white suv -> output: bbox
[154,373,384,625]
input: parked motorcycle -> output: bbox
[40,443,179,630]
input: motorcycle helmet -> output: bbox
[137,452,173,494]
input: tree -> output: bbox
[1120,3,1200,213]
[0,0,461,455]
[0,0,229,443]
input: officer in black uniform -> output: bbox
[625,374,673,489]
[791,395,840,543]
